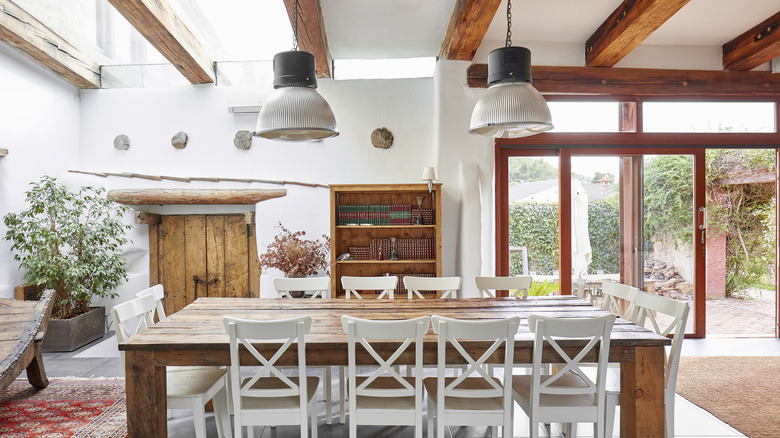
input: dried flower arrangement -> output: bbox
[259,223,330,277]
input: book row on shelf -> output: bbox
[336,204,434,225]
[347,238,435,261]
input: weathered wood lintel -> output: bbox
[135,211,162,225]
[0,1,100,89]
[439,0,502,61]
[109,189,287,205]
[723,11,780,71]
[467,64,780,95]
[107,0,215,84]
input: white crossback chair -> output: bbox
[424,315,520,438]
[112,295,232,438]
[475,276,532,299]
[223,315,319,438]
[136,284,167,321]
[603,291,689,438]
[512,314,616,438]
[274,276,330,299]
[403,276,461,299]
[341,275,398,299]
[342,315,430,438]
[600,280,640,321]
[273,276,335,425]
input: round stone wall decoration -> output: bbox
[171,131,188,149]
[234,130,253,150]
[371,127,393,149]
[113,134,130,150]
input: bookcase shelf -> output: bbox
[330,183,442,298]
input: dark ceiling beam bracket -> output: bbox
[723,11,780,71]
[586,0,690,67]
[107,0,215,84]
[0,0,100,88]
[282,0,332,79]
[440,0,502,61]
[468,64,780,95]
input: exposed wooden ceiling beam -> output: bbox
[283,0,331,78]
[468,64,780,95]
[586,0,690,67]
[0,0,100,89]
[723,11,780,71]
[440,0,502,61]
[107,0,214,84]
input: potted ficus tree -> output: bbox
[3,176,132,351]
[259,223,329,297]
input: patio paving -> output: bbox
[706,291,776,337]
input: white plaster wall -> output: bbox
[0,44,82,298]
[77,77,436,301]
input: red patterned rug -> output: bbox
[0,378,127,437]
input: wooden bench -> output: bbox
[0,289,55,390]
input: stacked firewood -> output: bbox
[643,260,694,299]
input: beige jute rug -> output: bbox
[676,356,780,438]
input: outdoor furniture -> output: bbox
[111,295,232,438]
[118,296,670,437]
[513,314,616,438]
[424,315,520,438]
[475,275,532,299]
[342,315,429,438]
[403,276,461,299]
[0,290,54,391]
[223,315,319,438]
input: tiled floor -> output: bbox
[25,334,780,437]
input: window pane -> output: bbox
[643,102,775,133]
[548,102,621,133]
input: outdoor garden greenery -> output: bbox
[3,176,131,319]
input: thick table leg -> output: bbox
[620,346,665,437]
[126,351,167,437]
[26,337,49,388]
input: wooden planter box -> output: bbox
[41,307,106,352]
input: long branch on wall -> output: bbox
[68,169,329,188]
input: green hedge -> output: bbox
[508,200,619,276]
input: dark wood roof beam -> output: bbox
[0,0,100,88]
[468,63,780,95]
[283,0,332,78]
[723,11,780,71]
[586,0,690,67]
[107,0,215,84]
[440,0,502,61]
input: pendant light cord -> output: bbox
[505,0,512,47]
[292,0,300,50]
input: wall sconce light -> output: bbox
[422,166,438,193]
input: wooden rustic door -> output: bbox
[149,213,260,315]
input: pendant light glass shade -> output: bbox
[469,46,553,138]
[255,51,338,141]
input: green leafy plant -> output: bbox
[3,176,131,319]
[528,280,559,296]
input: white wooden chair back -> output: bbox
[341,275,398,299]
[403,276,461,299]
[342,315,429,398]
[135,284,167,321]
[475,276,532,299]
[111,294,156,366]
[273,276,330,298]
[632,291,689,399]
[431,315,520,403]
[601,281,640,321]
[223,315,312,433]
[528,313,615,436]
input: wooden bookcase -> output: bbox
[330,183,443,298]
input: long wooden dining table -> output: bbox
[119,296,670,437]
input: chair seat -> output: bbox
[353,376,417,410]
[423,377,505,411]
[165,366,228,399]
[239,376,319,410]
[512,373,598,410]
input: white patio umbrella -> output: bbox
[571,178,593,278]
